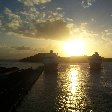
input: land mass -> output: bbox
[19,53,112,63]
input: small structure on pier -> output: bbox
[43,50,58,72]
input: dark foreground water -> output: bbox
[0,60,42,69]
[17,63,112,112]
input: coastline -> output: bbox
[0,66,44,112]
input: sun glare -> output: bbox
[63,39,85,56]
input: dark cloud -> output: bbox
[18,0,51,6]
[81,0,96,8]
[12,46,35,51]
[12,46,47,53]
[24,19,70,39]
[0,5,71,40]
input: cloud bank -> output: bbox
[0,0,111,42]
[18,0,51,6]
[81,0,96,8]
[0,0,72,40]
[12,46,34,50]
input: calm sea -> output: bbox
[0,60,43,69]
[1,61,112,112]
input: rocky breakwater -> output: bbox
[0,66,44,112]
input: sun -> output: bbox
[63,39,85,56]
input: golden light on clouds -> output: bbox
[63,39,86,56]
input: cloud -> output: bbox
[0,42,10,49]
[0,20,2,27]
[18,0,51,6]
[0,45,35,59]
[32,19,70,39]
[11,46,47,52]
[0,19,3,32]
[2,8,22,31]
[0,44,48,59]
[81,0,96,8]
[12,46,36,51]
[0,6,71,40]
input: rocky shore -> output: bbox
[0,66,44,112]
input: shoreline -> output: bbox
[0,66,44,112]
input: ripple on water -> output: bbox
[17,63,112,112]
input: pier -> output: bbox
[0,66,44,112]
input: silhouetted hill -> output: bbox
[20,53,46,62]
[19,53,88,63]
[20,53,112,63]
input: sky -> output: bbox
[0,0,112,59]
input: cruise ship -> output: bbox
[88,52,102,70]
[43,50,58,72]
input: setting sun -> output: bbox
[63,39,85,56]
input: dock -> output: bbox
[0,66,44,112]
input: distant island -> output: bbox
[19,51,112,63]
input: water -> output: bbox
[0,60,43,69]
[14,62,112,112]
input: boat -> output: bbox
[43,50,58,72]
[88,52,102,70]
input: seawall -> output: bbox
[0,66,44,112]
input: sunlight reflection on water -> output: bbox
[68,67,78,94]
[56,64,92,112]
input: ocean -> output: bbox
[0,60,43,69]
[1,61,112,112]
[17,63,112,112]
